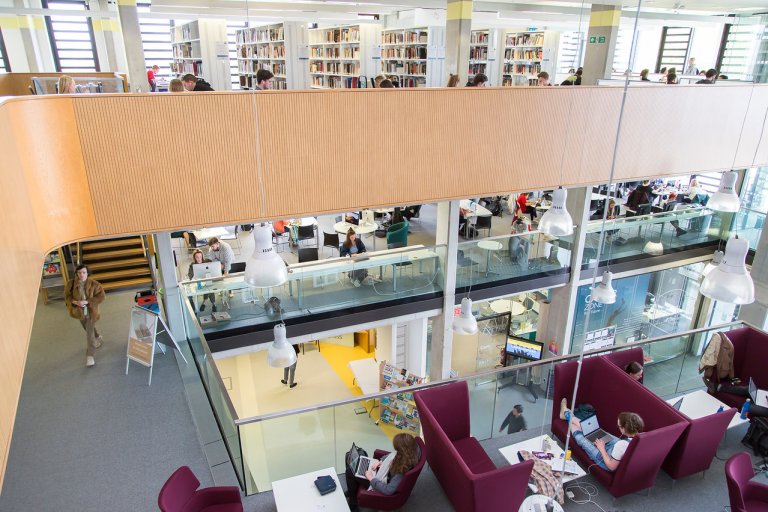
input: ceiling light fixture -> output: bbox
[267,323,298,368]
[453,297,478,335]
[700,235,754,304]
[539,187,574,236]
[591,270,616,305]
[244,223,288,287]
[701,249,724,278]
[707,171,741,212]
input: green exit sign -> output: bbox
[589,36,596,43]
[598,36,606,43]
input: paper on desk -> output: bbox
[549,458,579,474]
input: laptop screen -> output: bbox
[672,397,684,411]
[749,378,758,402]
[346,443,360,472]
[579,414,600,437]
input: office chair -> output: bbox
[296,224,316,247]
[298,248,319,263]
[473,215,492,238]
[229,262,246,273]
[322,232,340,257]
[387,241,414,281]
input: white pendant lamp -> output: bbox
[591,270,617,305]
[267,323,297,368]
[539,187,574,236]
[453,297,478,335]
[700,236,754,304]
[701,250,724,278]
[707,171,741,212]
[643,241,664,256]
[244,223,288,287]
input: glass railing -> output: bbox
[732,206,765,252]
[180,244,446,336]
[232,320,748,495]
[456,231,571,290]
[582,206,723,267]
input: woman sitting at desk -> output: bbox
[187,249,216,312]
[340,228,369,287]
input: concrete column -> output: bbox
[444,0,472,87]
[9,0,39,71]
[581,4,621,85]
[94,0,120,72]
[537,187,591,355]
[430,200,461,381]
[115,0,147,92]
[738,225,768,330]
[154,232,186,342]
[404,317,428,378]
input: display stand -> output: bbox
[126,305,187,385]
[378,361,425,432]
[40,247,69,304]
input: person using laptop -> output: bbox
[560,399,644,471]
[340,228,369,287]
[187,249,216,312]
[710,379,768,419]
[344,434,420,512]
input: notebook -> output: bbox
[346,443,375,479]
[580,414,614,444]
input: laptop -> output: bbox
[346,443,375,479]
[671,397,684,411]
[748,377,768,404]
[580,414,614,444]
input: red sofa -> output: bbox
[602,349,737,480]
[414,381,534,512]
[712,327,768,410]
[552,357,687,497]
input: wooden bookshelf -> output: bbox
[171,19,230,91]
[236,23,308,90]
[380,27,444,88]
[501,30,559,87]
[308,25,379,89]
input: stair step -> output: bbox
[82,248,145,260]
[82,237,143,250]
[87,257,148,271]
[102,277,153,291]
[91,268,151,280]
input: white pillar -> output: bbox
[404,317,428,378]
[154,232,186,341]
[430,200,460,380]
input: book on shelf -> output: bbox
[506,32,544,47]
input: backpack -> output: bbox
[264,296,282,316]
[742,417,768,457]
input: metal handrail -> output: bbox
[234,319,749,425]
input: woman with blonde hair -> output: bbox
[374,74,389,88]
[58,75,76,94]
[169,79,185,92]
[447,74,460,87]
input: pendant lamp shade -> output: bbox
[244,224,288,287]
[707,171,741,212]
[453,298,478,335]
[700,236,754,304]
[539,187,574,236]
[643,241,664,256]
[592,271,617,304]
[702,250,724,278]
[267,324,297,368]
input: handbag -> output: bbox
[314,475,337,496]
[742,417,768,457]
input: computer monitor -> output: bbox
[192,262,222,280]
[505,336,544,361]
[749,377,758,402]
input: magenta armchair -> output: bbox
[725,452,768,512]
[158,466,243,512]
[356,436,427,510]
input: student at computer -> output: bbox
[207,237,235,275]
[340,228,369,287]
[708,382,768,418]
[187,249,216,312]
[344,433,420,511]
[560,399,644,471]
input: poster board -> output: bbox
[584,325,617,352]
[126,305,187,385]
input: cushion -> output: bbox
[452,437,496,474]
[744,501,768,512]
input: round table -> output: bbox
[333,221,378,235]
[519,495,564,512]
[477,240,502,276]
[489,299,526,316]
[290,217,317,227]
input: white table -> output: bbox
[499,434,586,491]
[665,389,748,430]
[192,226,229,242]
[459,199,492,218]
[477,240,502,276]
[490,299,526,317]
[334,221,379,236]
[272,467,349,512]
[349,358,380,415]
[519,494,564,512]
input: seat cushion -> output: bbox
[199,504,243,512]
[452,437,496,474]
[744,501,768,512]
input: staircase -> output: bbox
[79,236,153,292]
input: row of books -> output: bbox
[471,31,489,44]
[503,62,542,75]
[310,61,360,74]
[172,43,200,59]
[382,46,428,59]
[311,75,365,88]
[239,60,270,74]
[171,61,204,76]
[504,48,543,61]
[470,47,488,60]
[237,26,285,44]
[316,27,360,43]
[172,24,198,43]
[401,77,427,87]
[505,32,545,47]
[239,44,285,59]
[381,62,426,74]
[382,31,428,44]
[310,47,360,59]
[469,63,487,75]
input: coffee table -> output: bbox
[499,434,586,493]
[665,389,747,430]
[272,467,349,511]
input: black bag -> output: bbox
[742,417,768,457]
[314,475,337,496]
[264,296,282,316]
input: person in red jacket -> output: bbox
[147,65,159,92]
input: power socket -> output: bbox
[566,490,575,499]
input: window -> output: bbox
[137,3,173,81]
[227,21,247,90]
[0,30,10,72]
[42,0,100,72]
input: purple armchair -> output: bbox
[158,466,243,512]
[552,357,687,497]
[414,381,534,512]
[603,347,645,383]
[725,452,768,512]
[356,436,427,510]
[713,328,768,410]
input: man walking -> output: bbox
[65,264,106,367]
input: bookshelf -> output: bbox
[469,29,499,85]
[501,30,559,86]
[378,362,425,433]
[307,25,380,89]
[380,27,445,88]
[171,19,230,91]
[236,22,308,90]
[40,248,69,304]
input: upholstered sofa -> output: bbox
[712,327,768,410]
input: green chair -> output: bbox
[386,221,409,247]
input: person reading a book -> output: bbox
[560,399,644,472]
[344,434,421,512]
[187,249,216,312]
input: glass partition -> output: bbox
[181,244,446,336]
[733,166,767,251]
